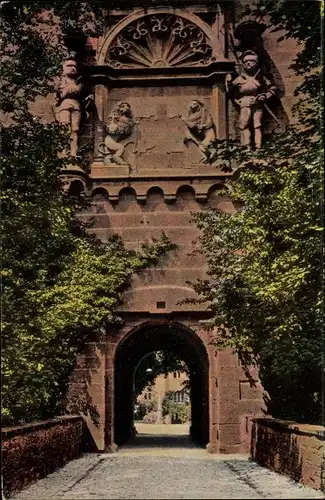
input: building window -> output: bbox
[173,391,181,403]
[172,390,188,404]
[173,372,177,378]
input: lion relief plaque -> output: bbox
[98,101,135,165]
[97,86,215,171]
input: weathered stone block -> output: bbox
[239,381,264,400]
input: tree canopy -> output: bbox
[0,1,172,426]
[191,0,323,423]
[134,351,188,397]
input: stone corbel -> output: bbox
[195,192,208,203]
[136,194,147,204]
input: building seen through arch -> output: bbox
[134,353,190,425]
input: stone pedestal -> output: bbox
[105,442,118,453]
[206,441,219,453]
[91,163,130,178]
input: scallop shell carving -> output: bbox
[106,15,215,69]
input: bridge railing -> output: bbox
[250,418,325,492]
[2,415,84,498]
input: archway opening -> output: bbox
[134,350,191,436]
[114,322,209,448]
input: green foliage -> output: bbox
[134,399,158,420]
[134,351,188,397]
[162,391,190,423]
[253,0,322,76]
[0,1,172,426]
[192,0,323,423]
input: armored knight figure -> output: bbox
[226,50,277,149]
[183,100,216,161]
[55,56,92,157]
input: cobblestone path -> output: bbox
[11,425,324,500]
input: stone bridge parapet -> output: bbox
[2,415,84,497]
[250,418,325,492]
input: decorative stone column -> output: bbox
[212,82,228,140]
[93,84,109,164]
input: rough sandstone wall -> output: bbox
[2,416,84,497]
[250,418,325,491]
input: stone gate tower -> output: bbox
[63,0,293,453]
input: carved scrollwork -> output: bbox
[151,15,171,34]
[105,14,215,69]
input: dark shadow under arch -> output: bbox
[68,180,85,197]
[176,185,196,200]
[118,186,137,202]
[114,322,209,448]
[91,187,109,202]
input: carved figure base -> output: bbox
[90,162,227,180]
[103,154,128,167]
[91,163,130,178]
[61,163,84,172]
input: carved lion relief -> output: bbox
[183,100,216,161]
[98,101,135,165]
[105,14,215,70]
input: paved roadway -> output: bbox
[11,424,325,499]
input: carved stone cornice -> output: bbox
[88,61,234,83]
[89,167,231,203]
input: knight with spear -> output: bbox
[225,50,278,149]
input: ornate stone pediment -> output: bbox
[105,14,215,69]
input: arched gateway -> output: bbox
[114,321,209,447]
[64,2,281,454]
